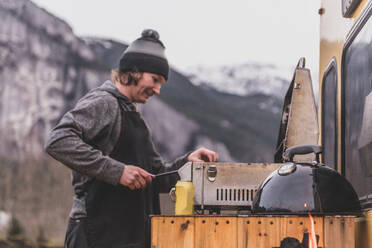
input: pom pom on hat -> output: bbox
[141,29,160,41]
[119,29,169,80]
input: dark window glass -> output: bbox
[321,59,337,169]
[342,6,372,207]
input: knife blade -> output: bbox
[151,169,179,178]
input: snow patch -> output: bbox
[185,62,293,98]
[83,37,113,49]
[0,211,11,231]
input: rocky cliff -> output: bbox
[0,0,109,242]
[0,0,106,161]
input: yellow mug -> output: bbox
[170,181,194,215]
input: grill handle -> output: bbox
[284,145,322,162]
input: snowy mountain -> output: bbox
[185,63,293,98]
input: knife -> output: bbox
[151,169,179,178]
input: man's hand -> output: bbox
[120,165,153,190]
[187,147,218,162]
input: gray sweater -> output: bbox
[45,80,188,218]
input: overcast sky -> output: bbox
[32,0,321,83]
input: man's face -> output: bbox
[129,72,166,103]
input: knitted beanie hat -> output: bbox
[119,29,169,80]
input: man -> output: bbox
[45,29,218,248]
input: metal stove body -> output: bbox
[177,162,280,211]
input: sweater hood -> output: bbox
[98,81,136,111]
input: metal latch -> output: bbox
[207,165,217,182]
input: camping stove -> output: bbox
[177,162,280,211]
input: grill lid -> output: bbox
[252,145,361,214]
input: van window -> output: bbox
[321,58,337,169]
[342,5,372,208]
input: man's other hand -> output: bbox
[120,165,153,190]
[187,147,218,162]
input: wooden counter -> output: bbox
[151,215,356,248]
